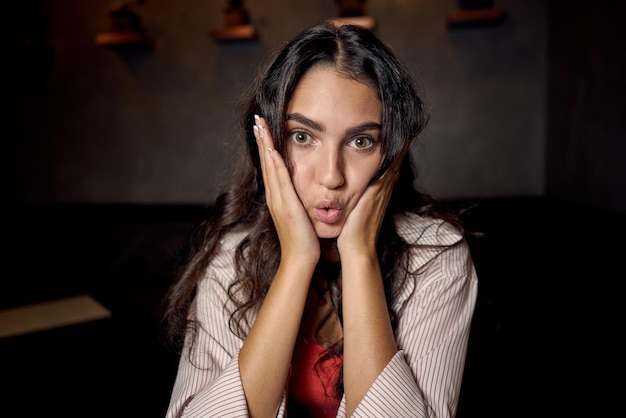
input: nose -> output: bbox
[317,146,344,189]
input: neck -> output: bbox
[319,238,340,264]
[313,239,340,297]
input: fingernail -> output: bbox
[254,114,260,124]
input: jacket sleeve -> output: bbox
[165,234,290,418]
[348,240,478,418]
[165,264,248,418]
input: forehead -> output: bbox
[287,67,382,124]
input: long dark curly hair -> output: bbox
[162,21,464,401]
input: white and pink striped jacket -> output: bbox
[166,212,478,418]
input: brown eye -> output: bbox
[290,131,312,145]
[349,135,374,150]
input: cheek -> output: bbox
[342,168,377,204]
[346,171,374,196]
[290,160,313,199]
[346,155,382,188]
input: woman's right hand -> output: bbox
[254,115,320,266]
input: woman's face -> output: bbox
[285,66,383,239]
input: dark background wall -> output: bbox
[5,0,552,204]
[6,0,623,214]
[547,0,626,215]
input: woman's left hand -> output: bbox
[337,147,408,255]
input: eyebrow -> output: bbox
[286,113,382,135]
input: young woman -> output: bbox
[163,22,478,418]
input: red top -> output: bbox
[288,338,343,418]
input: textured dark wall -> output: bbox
[547,0,626,215]
[5,0,548,204]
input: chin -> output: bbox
[314,224,342,239]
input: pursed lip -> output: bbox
[314,199,341,211]
[313,200,342,224]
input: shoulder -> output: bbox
[393,211,463,248]
[195,229,250,312]
[393,212,466,275]
[209,229,249,269]
[197,228,249,293]
[392,212,475,301]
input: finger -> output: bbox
[255,116,294,185]
[254,114,277,150]
[255,116,296,208]
[255,115,280,184]
[253,115,272,199]
[381,142,410,181]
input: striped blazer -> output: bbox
[166,212,478,418]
